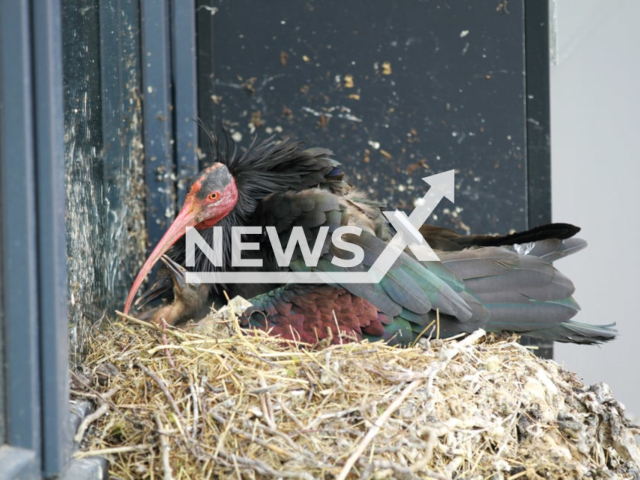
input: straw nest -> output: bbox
[72,299,640,479]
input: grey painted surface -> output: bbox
[171,0,200,204]
[58,458,107,480]
[551,0,640,417]
[0,141,4,445]
[203,0,530,235]
[0,446,39,480]
[32,0,72,473]
[140,0,177,248]
[0,0,43,458]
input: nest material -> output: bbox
[73,302,640,479]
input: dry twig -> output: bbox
[73,307,640,479]
[74,385,120,443]
[135,362,184,421]
[154,413,174,480]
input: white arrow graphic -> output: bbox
[186,170,455,284]
[370,170,455,280]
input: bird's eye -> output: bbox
[209,191,219,201]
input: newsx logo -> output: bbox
[185,225,365,269]
[184,171,455,285]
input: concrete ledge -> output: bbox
[0,446,39,480]
[58,458,107,480]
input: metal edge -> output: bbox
[0,0,43,460]
[59,401,107,480]
[100,0,142,207]
[523,0,554,360]
[195,0,217,169]
[171,0,199,204]
[140,0,176,249]
[31,0,72,475]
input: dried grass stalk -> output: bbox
[73,306,640,479]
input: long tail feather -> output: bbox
[520,320,618,345]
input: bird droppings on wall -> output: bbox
[205,0,530,235]
[64,91,147,365]
[63,0,147,363]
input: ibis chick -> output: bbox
[140,255,211,326]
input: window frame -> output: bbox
[0,0,69,477]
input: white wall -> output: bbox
[551,0,640,417]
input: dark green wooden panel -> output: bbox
[199,0,529,234]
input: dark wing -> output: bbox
[419,222,581,252]
[248,190,616,345]
[249,188,478,344]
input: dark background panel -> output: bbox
[199,0,528,234]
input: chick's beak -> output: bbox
[160,254,188,293]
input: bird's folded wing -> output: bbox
[256,189,474,325]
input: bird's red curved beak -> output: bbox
[124,166,238,315]
[123,197,200,315]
